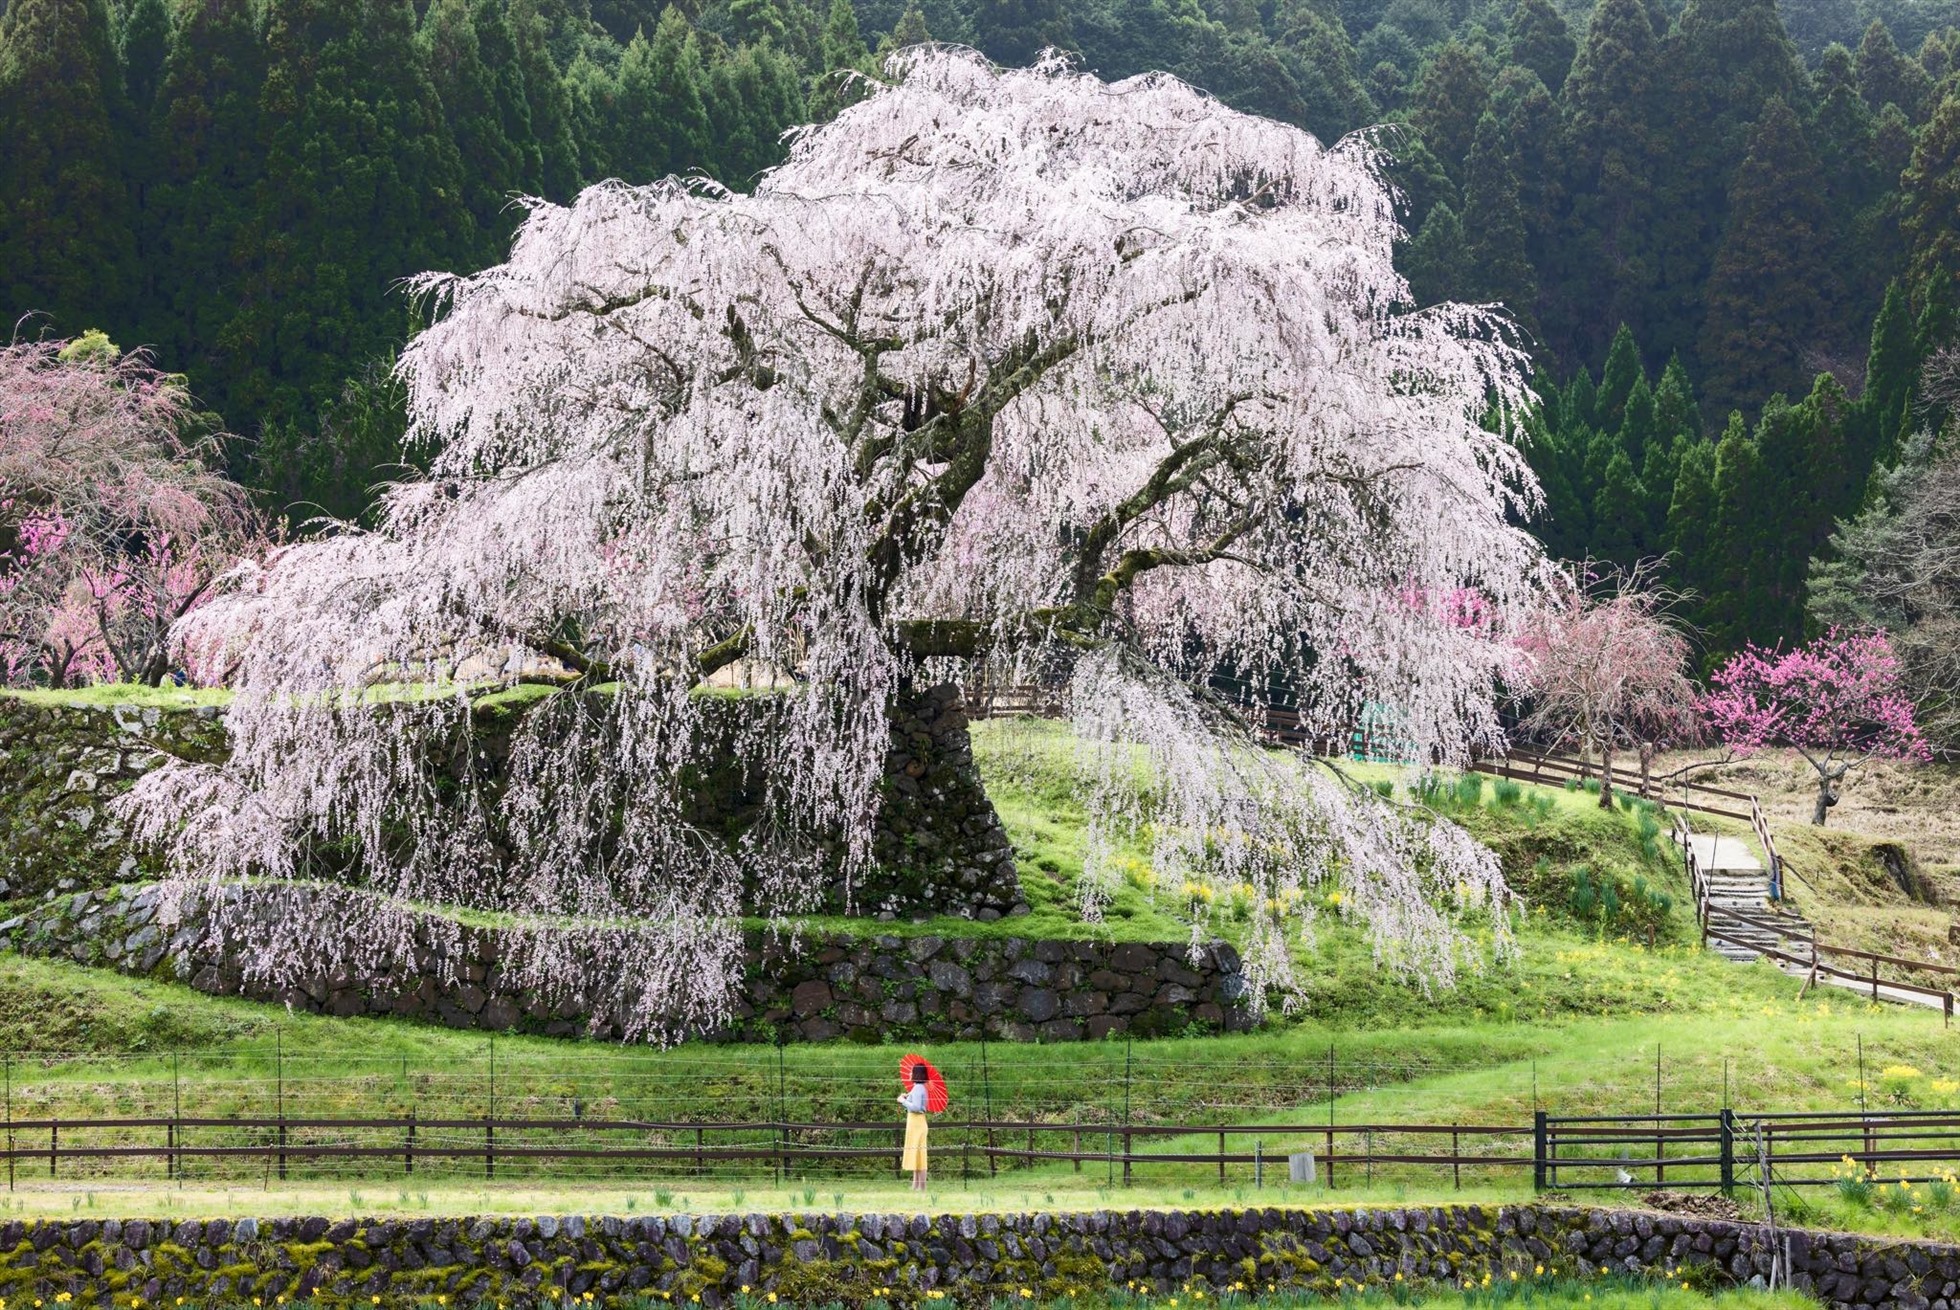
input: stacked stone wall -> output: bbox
[0,883,1252,1042]
[0,1204,1946,1310]
[0,685,1021,922]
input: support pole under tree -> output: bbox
[1122,1037,1133,1188]
[1326,1043,1336,1190]
[276,1027,287,1182]
[775,1040,788,1185]
[172,1051,180,1184]
[982,1030,997,1178]
[486,1034,497,1181]
[1718,1108,1735,1195]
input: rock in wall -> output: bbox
[0,1204,1946,1309]
[0,882,1252,1043]
[0,684,1022,921]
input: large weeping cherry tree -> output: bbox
[122,48,1549,1041]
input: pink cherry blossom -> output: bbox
[1,339,262,687]
[1704,628,1930,824]
[1514,561,1701,807]
[118,49,1553,1036]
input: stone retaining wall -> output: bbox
[0,883,1252,1042]
[0,684,1022,921]
[0,1204,1947,1309]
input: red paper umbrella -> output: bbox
[898,1053,950,1112]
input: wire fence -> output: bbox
[3,1104,1960,1194]
[0,1041,1498,1129]
[0,1034,1952,1188]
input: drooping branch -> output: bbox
[124,48,1548,1036]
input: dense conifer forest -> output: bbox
[2,0,1956,657]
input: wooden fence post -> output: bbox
[1718,1109,1734,1195]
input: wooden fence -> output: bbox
[1537,1108,1960,1192]
[0,1113,1526,1189]
[1675,809,1955,1022]
[6,1108,1960,1194]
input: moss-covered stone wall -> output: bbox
[0,1204,1942,1309]
[0,882,1251,1042]
[0,698,223,898]
[0,684,1021,921]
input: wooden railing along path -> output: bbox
[1674,809,1954,1022]
[968,685,1948,1017]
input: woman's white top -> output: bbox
[902,1084,929,1113]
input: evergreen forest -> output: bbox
[3,0,1958,658]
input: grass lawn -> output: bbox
[0,684,233,710]
[0,1178,1534,1220]
[4,703,1960,1242]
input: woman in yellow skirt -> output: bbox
[899,1064,931,1190]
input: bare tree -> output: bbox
[1810,426,1960,754]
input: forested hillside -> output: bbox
[1,0,1956,654]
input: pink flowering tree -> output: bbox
[1514,561,1702,809]
[1704,629,1932,824]
[120,49,1551,1037]
[0,337,259,687]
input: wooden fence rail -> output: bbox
[7,1108,1960,1194]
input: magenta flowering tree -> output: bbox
[1704,629,1932,824]
[0,338,259,687]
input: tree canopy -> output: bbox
[122,51,1548,1037]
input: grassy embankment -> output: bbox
[1,693,1957,1226]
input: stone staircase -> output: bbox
[1677,826,1815,965]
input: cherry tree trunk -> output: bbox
[1812,774,1836,826]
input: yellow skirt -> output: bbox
[902,1112,929,1172]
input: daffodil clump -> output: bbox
[1831,1154,1960,1218]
